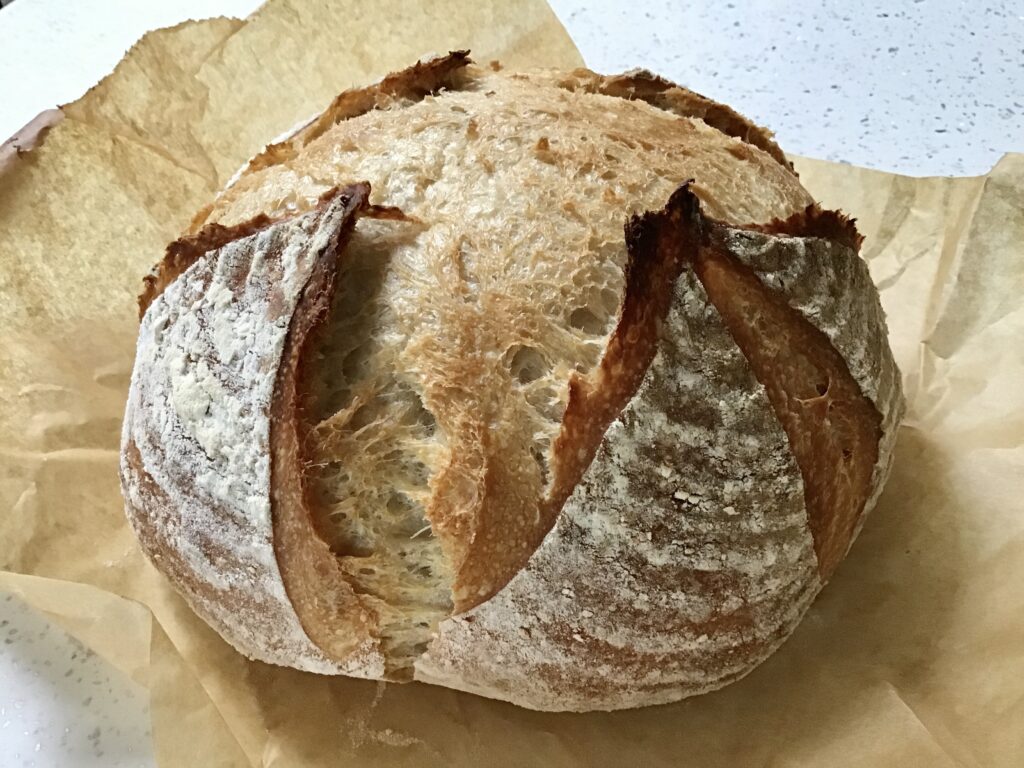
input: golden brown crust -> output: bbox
[121,54,904,710]
[194,60,812,626]
[220,51,472,192]
[204,61,812,231]
[542,68,793,170]
[417,185,903,710]
[269,183,393,665]
[147,196,409,319]
[750,203,865,251]
[416,187,815,708]
[537,186,703,576]
[455,185,706,608]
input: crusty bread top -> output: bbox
[193,54,814,620]
[523,67,793,170]
[122,54,903,705]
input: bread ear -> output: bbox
[121,185,387,674]
[417,185,903,710]
[269,184,404,671]
[124,54,902,709]
[693,202,897,578]
[537,68,793,170]
[190,51,473,232]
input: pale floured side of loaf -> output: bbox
[700,214,903,578]
[120,189,384,677]
[415,190,903,711]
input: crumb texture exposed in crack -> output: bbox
[204,59,813,619]
[121,187,385,677]
[415,187,903,711]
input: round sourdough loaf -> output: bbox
[120,52,904,711]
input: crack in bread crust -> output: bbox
[695,208,899,577]
[417,187,903,711]
[121,186,385,676]
[122,53,904,709]
[487,184,703,606]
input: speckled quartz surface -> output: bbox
[0,0,1021,765]
[555,0,1023,176]
[0,594,151,767]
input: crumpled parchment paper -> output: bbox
[1,1,1021,765]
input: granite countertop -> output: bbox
[0,0,1020,765]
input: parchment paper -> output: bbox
[1,1,1021,766]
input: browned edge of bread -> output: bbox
[753,204,865,251]
[452,183,884,608]
[268,183,389,666]
[133,183,422,674]
[543,186,701,546]
[456,186,705,609]
[695,204,881,577]
[609,186,882,579]
[187,51,472,233]
[505,184,882,597]
[545,68,793,171]
[138,215,275,318]
[144,199,408,319]
[194,51,799,237]
[537,186,703,573]
[415,183,900,710]
[267,50,473,169]
[122,185,399,676]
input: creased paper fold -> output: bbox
[1,1,1021,766]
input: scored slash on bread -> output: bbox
[418,187,903,709]
[120,53,903,710]
[123,185,388,675]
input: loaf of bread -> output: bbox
[120,52,904,711]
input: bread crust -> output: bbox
[415,187,903,710]
[198,59,815,617]
[189,51,472,232]
[121,55,904,710]
[121,186,385,675]
[529,68,793,170]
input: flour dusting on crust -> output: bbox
[120,193,384,676]
[417,200,902,711]
[119,56,905,711]
[709,223,904,546]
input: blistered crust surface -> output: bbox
[200,63,814,613]
[120,194,384,676]
[416,196,821,710]
[417,194,903,711]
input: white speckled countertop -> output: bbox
[0,0,1020,765]
[0,594,150,767]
